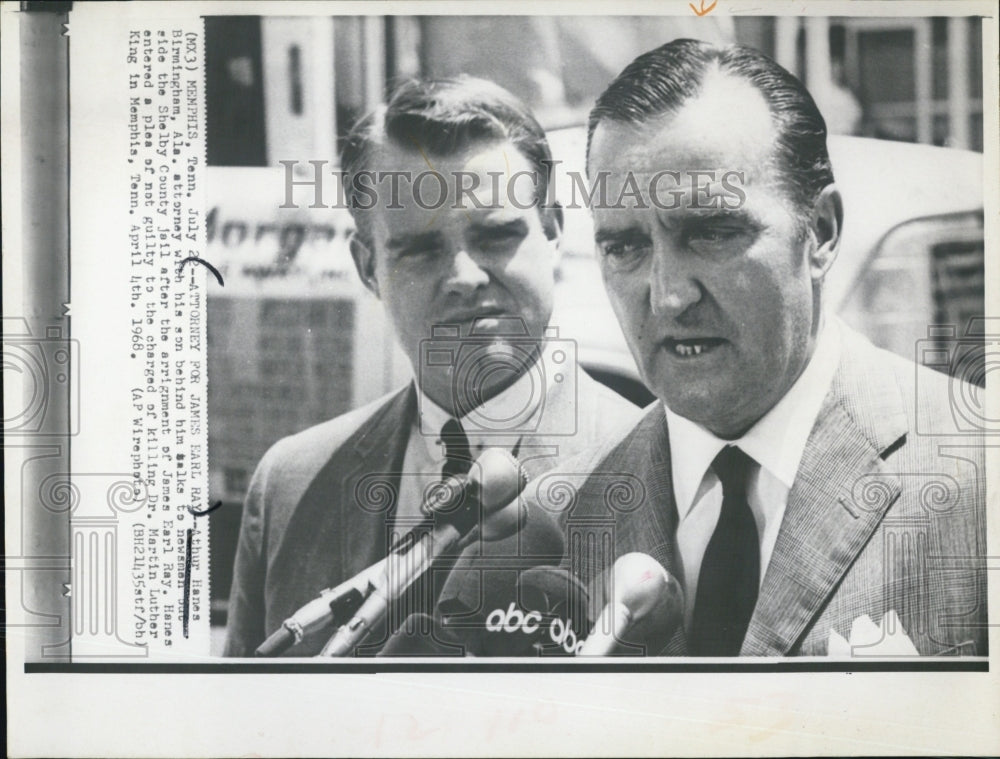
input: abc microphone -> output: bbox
[319,448,527,657]
[498,566,591,656]
[441,566,589,657]
[578,552,683,656]
[436,509,587,656]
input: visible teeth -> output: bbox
[673,342,706,357]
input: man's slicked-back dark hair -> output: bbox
[587,38,834,215]
[342,76,557,244]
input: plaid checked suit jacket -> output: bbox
[223,370,640,657]
[532,324,988,656]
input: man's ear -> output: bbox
[808,184,843,281]
[543,201,564,258]
[349,233,380,298]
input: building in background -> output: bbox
[206,15,984,167]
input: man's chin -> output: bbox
[655,383,744,434]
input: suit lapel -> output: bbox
[268,386,416,625]
[337,386,418,579]
[593,407,689,655]
[614,408,680,574]
[741,330,907,655]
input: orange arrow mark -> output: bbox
[690,0,717,16]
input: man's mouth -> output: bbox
[446,306,507,323]
[662,337,726,358]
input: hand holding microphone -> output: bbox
[578,552,683,656]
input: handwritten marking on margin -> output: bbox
[188,500,223,517]
[690,0,717,15]
[178,256,225,287]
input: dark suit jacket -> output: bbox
[224,370,641,656]
[528,324,987,656]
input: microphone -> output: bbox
[495,567,591,656]
[254,558,385,657]
[258,447,525,657]
[377,613,465,657]
[436,510,586,656]
[318,448,527,657]
[578,552,683,656]
[390,447,528,552]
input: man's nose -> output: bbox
[649,241,701,318]
[446,247,490,295]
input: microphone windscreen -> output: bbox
[510,567,590,656]
[471,448,529,510]
[436,503,564,623]
[377,613,466,657]
[584,552,684,656]
[436,508,588,656]
[423,447,527,536]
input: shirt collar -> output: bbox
[665,317,841,519]
[414,341,558,457]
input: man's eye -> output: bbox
[396,243,441,258]
[600,239,649,263]
[683,223,753,249]
[688,227,738,243]
[476,227,525,248]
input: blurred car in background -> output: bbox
[547,126,986,408]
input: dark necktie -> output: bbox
[689,445,760,656]
[440,418,473,480]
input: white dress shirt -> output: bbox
[394,343,560,527]
[665,318,842,630]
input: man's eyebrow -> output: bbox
[470,218,528,233]
[682,208,754,222]
[594,226,648,245]
[675,208,762,229]
[385,230,443,250]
